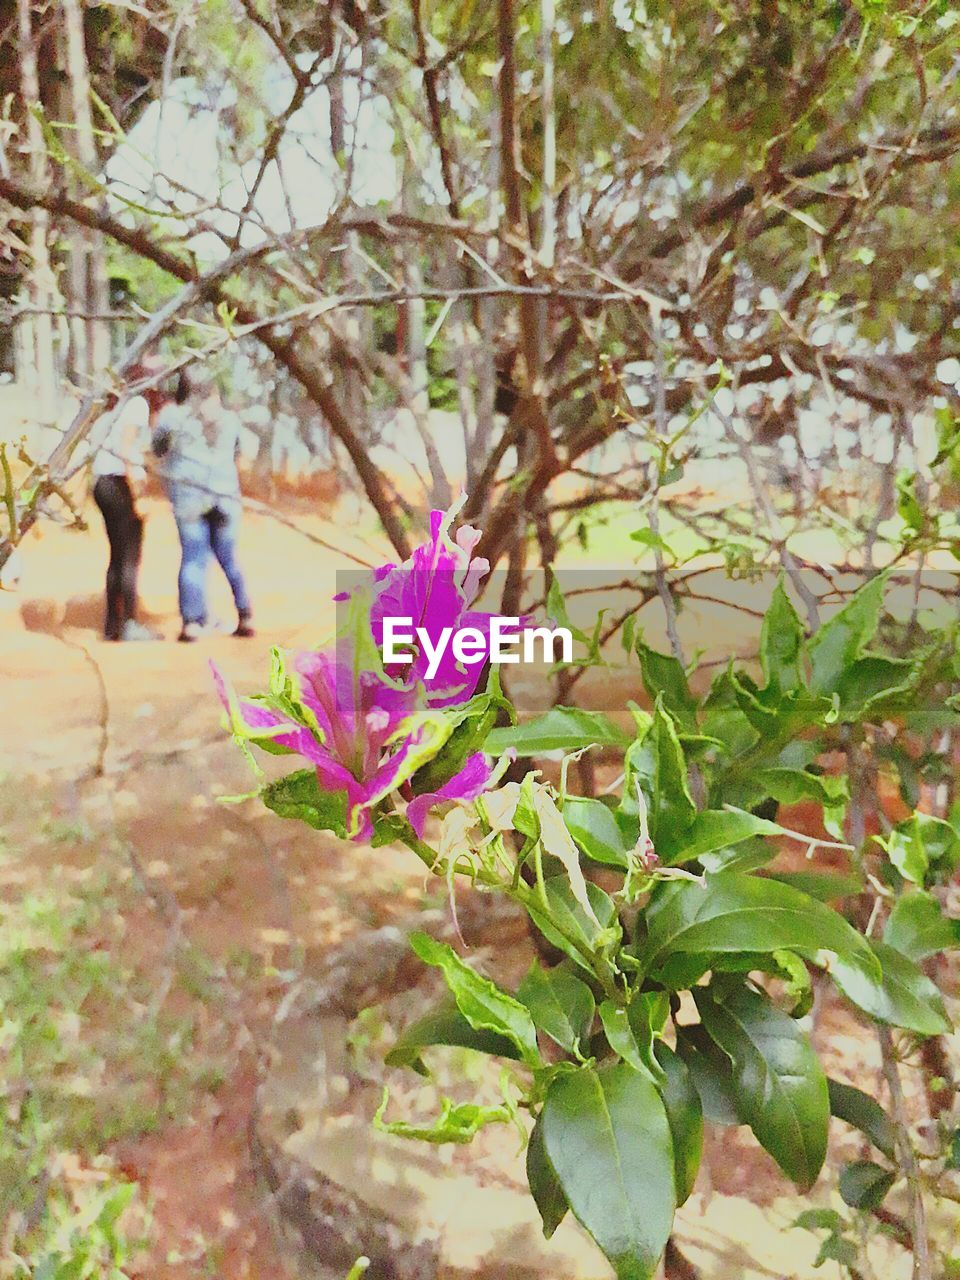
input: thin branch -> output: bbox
[879,1026,933,1280]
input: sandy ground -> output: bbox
[0,497,415,1279]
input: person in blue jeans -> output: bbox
[152,369,255,642]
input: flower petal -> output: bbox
[406,751,493,838]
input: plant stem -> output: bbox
[878,1025,932,1280]
[397,824,619,999]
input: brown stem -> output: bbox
[878,1026,932,1280]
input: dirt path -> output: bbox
[1,498,422,1279]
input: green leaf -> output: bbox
[695,982,829,1190]
[838,1160,896,1210]
[262,769,351,837]
[629,527,672,554]
[375,1089,510,1144]
[760,578,804,693]
[827,1079,896,1160]
[756,767,847,839]
[896,470,924,533]
[623,698,696,845]
[830,938,952,1036]
[807,575,885,695]
[654,1043,703,1205]
[675,1025,742,1125]
[884,891,960,961]
[699,841,777,876]
[642,871,879,980]
[599,993,668,1084]
[829,1080,901,1162]
[700,703,759,760]
[518,963,595,1057]
[527,1114,567,1238]
[655,948,811,1011]
[636,643,699,732]
[526,876,621,975]
[913,813,960,877]
[409,933,542,1067]
[793,1208,844,1233]
[766,870,863,901]
[836,654,924,721]
[514,772,541,841]
[385,996,523,1075]
[815,1235,859,1269]
[545,572,591,646]
[772,948,815,1017]
[564,797,633,869]
[884,813,960,886]
[662,808,784,864]
[541,1064,676,1280]
[487,707,631,755]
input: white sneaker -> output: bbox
[121,619,162,642]
[178,620,206,643]
[178,618,225,643]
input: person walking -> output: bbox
[152,369,255,642]
[90,389,159,642]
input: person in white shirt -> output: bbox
[89,390,158,641]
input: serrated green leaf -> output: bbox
[385,996,523,1075]
[760,578,804,693]
[409,933,542,1067]
[807,575,885,695]
[636,643,699,732]
[262,770,351,837]
[375,1089,510,1144]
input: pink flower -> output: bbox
[214,507,500,842]
[364,508,495,705]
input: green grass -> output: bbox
[0,835,227,1276]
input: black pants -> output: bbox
[93,475,143,640]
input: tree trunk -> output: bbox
[16,0,59,424]
[61,0,111,383]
